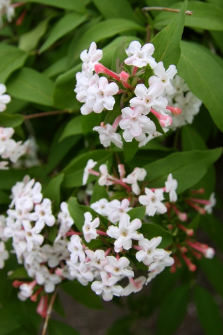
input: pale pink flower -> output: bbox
[93,124,123,148]
[91,271,123,301]
[83,159,97,185]
[149,62,177,94]
[82,212,99,243]
[123,167,147,195]
[80,42,103,73]
[165,173,178,202]
[124,41,157,69]
[139,188,167,216]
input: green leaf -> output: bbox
[42,174,64,210]
[0,113,24,128]
[123,139,139,162]
[200,215,223,253]
[140,222,173,248]
[59,115,82,141]
[46,135,81,175]
[81,112,103,134]
[111,37,132,73]
[156,284,190,335]
[53,63,82,110]
[39,13,87,54]
[178,41,223,131]
[0,190,10,204]
[92,0,139,23]
[22,0,86,13]
[154,1,223,31]
[128,206,145,221]
[0,169,26,190]
[0,310,21,335]
[8,268,29,280]
[90,181,108,204]
[7,68,54,107]
[152,0,187,68]
[43,56,66,78]
[0,45,28,84]
[199,257,223,299]
[61,281,103,309]
[72,19,145,62]
[194,285,223,335]
[143,148,222,193]
[48,320,79,335]
[68,196,108,231]
[107,316,134,335]
[19,16,52,52]
[63,150,113,188]
[181,125,207,151]
[206,0,223,10]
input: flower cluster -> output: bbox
[74,41,202,148]
[165,76,202,129]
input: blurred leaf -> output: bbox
[143,148,222,193]
[128,206,146,221]
[42,174,64,210]
[210,31,223,54]
[0,309,21,335]
[107,315,134,335]
[181,125,207,151]
[46,135,81,175]
[48,320,79,335]
[61,280,103,309]
[93,0,139,23]
[199,257,223,299]
[63,150,113,188]
[43,56,66,78]
[73,19,146,61]
[59,115,82,141]
[200,215,223,253]
[90,181,108,204]
[0,169,26,190]
[152,0,187,68]
[0,190,10,204]
[0,45,27,83]
[0,113,24,128]
[7,68,54,107]
[154,1,223,31]
[140,222,173,248]
[22,0,86,13]
[206,0,223,9]
[19,16,52,52]
[156,284,190,335]
[194,285,223,335]
[8,268,29,280]
[82,112,103,134]
[39,13,87,54]
[178,41,223,131]
[187,213,200,231]
[123,139,139,162]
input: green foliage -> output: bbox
[48,320,80,335]
[143,148,222,193]
[140,222,173,248]
[152,0,187,67]
[194,285,223,335]
[178,41,223,131]
[156,285,190,335]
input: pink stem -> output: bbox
[132,66,138,76]
[66,231,82,236]
[112,115,122,131]
[189,198,210,205]
[133,245,141,251]
[88,169,100,177]
[150,187,166,192]
[105,248,112,256]
[191,188,205,194]
[94,64,120,81]
[12,2,25,8]
[166,106,182,115]
[110,178,132,192]
[178,224,194,236]
[96,230,107,236]
[186,200,206,214]
[181,253,196,272]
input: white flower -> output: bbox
[90,198,109,216]
[120,106,156,142]
[41,240,69,268]
[98,164,113,186]
[204,193,216,214]
[136,237,166,266]
[85,249,108,270]
[91,271,123,301]
[67,261,94,286]
[29,199,55,227]
[68,235,85,264]
[0,84,11,111]
[80,42,103,73]
[130,83,167,115]
[0,161,8,169]
[124,41,157,69]
[56,202,74,240]
[139,188,167,216]
[22,220,44,252]
[87,76,119,114]
[146,252,174,284]
[82,212,99,243]
[149,62,177,94]
[122,276,146,296]
[107,199,132,223]
[122,167,147,195]
[93,124,123,148]
[0,241,9,268]
[165,173,178,202]
[35,265,61,292]
[104,256,134,277]
[0,1,14,25]
[107,213,143,253]
[83,159,97,185]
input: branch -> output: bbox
[142,7,193,15]
[41,286,59,335]
[24,110,70,120]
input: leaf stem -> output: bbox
[24,110,70,120]
[41,286,59,335]
[142,7,193,15]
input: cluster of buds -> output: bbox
[74,41,201,148]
